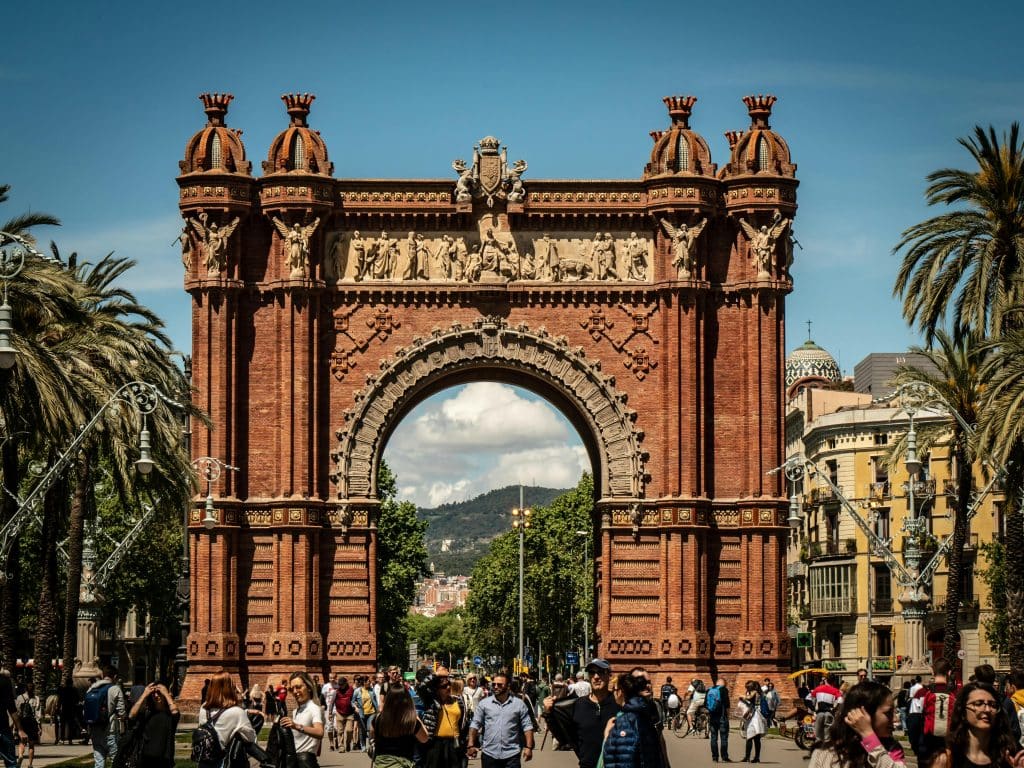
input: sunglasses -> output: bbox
[289,685,307,692]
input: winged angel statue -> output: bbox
[739,212,790,278]
[273,217,321,278]
[191,214,241,276]
[660,218,707,279]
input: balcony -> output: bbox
[811,486,837,504]
[787,561,808,579]
[943,479,957,496]
[901,478,936,497]
[868,481,891,501]
[808,561,856,618]
[808,592,856,617]
[870,598,894,614]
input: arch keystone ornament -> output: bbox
[180,93,799,704]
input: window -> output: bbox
[876,627,892,657]
[675,135,690,172]
[292,134,305,170]
[959,557,975,602]
[994,501,1006,541]
[756,136,771,172]
[826,459,839,484]
[828,438,837,450]
[210,133,222,169]
[809,563,855,616]
[874,432,889,446]
[874,508,891,541]
[873,565,892,612]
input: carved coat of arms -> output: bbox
[452,136,528,207]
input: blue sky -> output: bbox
[3,0,1021,506]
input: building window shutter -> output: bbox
[756,136,770,172]
[676,135,689,172]
[292,134,305,170]
[210,133,222,169]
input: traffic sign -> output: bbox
[473,655,483,666]
[566,651,579,665]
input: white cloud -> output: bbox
[385,383,586,508]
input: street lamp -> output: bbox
[173,353,192,695]
[784,461,805,529]
[0,230,35,369]
[511,486,531,672]
[193,456,239,530]
[575,529,590,663]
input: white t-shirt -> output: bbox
[292,700,324,754]
[687,685,706,706]
[571,680,592,697]
[198,706,255,747]
[321,683,338,708]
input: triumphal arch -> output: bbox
[178,91,798,695]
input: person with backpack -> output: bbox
[659,677,678,727]
[601,674,664,768]
[915,658,956,765]
[0,671,28,768]
[739,679,767,763]
[928,682,1024,768]
[14,682,40,768]
[194,670,266,768]
[85,666,126,768]
[705,677,730,762]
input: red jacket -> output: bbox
[917,682,954,735]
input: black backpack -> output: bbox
[192,707,227,764]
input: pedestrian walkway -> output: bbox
[14,724,93,768]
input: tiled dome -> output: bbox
[263,93,333,176]
[720,95,796,178]
[785,338,841,390]
[180,93,251,175]
[643,96,715,178]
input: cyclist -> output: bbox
[685,679,708,732]
[659,677,679,727]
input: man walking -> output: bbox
[467,673,534,768]
[705,677,731,763]
[84,666,125,768]
[543,659,619,768]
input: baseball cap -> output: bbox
[585,658,611,674]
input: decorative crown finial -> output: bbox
[742,94,776,128]
[199,93,233,126]
[650,130,667,144]
[281,93,316,126]
[478,136,501,153]
[724,130,744,150]
[662,96,697,128]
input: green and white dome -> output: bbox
[785,338,841,390]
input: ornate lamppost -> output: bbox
[511,486,531,672]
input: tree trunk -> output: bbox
[0,437,21,668]
[33,479,64,694]
[942,435,972,670]
[61,455,91,685]
[1005,444,1024,668]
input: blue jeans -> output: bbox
[709,717,729,760]
[90,727,118,768]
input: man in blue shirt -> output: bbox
[467,672,534,768]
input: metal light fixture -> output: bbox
[202,495,217,529]
[788,493,802,528]
[0,302,16,369]
[904,422,922,479]
[135,426,155,475]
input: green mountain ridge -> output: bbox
[418,485,568,575]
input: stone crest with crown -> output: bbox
[451,136,528,207]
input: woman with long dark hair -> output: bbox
[371,683,429,768]
[601,673,664,768]
[930,682,1024,768]
[123,682,179,768]
[809,680,904,768]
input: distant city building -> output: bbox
[785,337,843,398]
[412,574,471,617]
[854,352,940,399]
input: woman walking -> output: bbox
[929,682,1024,768]
[809,680,904,768]
[740,679,767,763]
[197,670,266,768]
[371,683,429,768]
[280,673,325,768]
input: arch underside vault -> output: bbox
[331,315,647,503]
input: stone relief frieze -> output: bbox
[451,136,527,207]
[324,228,653,284]
[331,318,647,501]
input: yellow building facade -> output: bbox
[784,360,1006,685]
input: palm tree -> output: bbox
[894,125,1024,668]
[0,184,60,238]
[979,323,1024,666]
[894,124,1024,343]
[893,331,986,669]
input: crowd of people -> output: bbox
[3,658,1024,768]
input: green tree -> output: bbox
[893,331,987,668]
[977,540,1008,654]
[404,611,469,665]
[894,125,1024,667]
[377,461,429,665]
[464,474,594,670]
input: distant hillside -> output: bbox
[419,485,568,575]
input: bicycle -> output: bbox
[673,706,709,738]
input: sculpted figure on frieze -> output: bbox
[592,233,618,280]
[661,217,706,279]
[625,231,648,281]
[325,233,345,281]
[191,212,240,276]
[176,222,194,271]
[534,234,560,281]
[272,216,321,278]
[371,231,399,279]
[450,138,528,207]
[739,212,789,278]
